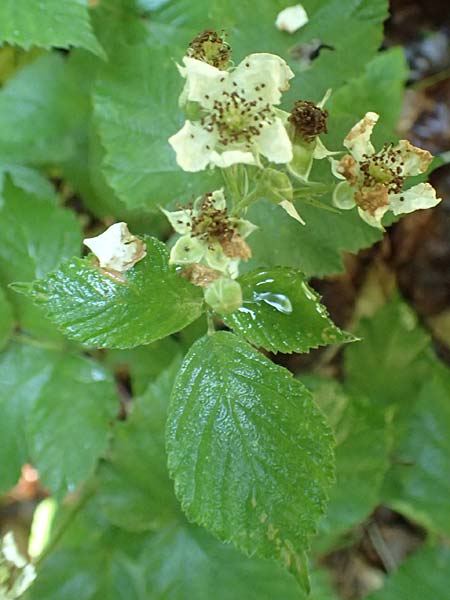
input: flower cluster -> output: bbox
[332,112,440,228]
[163,189,256,313]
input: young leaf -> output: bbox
[0,0,105,58]
[166,331,335,587]
[29,237,204,348]
[97,359,182,531]
[223,267,354,353]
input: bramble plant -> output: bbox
[0,1,449,599]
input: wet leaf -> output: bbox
[167,331,335,588]
[224,267,354,353]
[28,237,204,348]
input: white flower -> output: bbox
[0,532,36,599]
[83,223,147,272]
[169,54,294,172]
[275,4,309,33]
[162,189,256,279]
[332,112,441,228]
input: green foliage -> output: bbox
[224,267,354,353]
[0,179,81,339]
[0,287,13,350]
[384,373,450,535]
[305,377,389,548]
[28,237,204,348]
[93,41,221,210]
[96,358,182,531]
[167,331,335,587]
[0,343,119,497]
[0,0,105,58]
[367,545,450,600]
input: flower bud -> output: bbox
[204,278,243,315]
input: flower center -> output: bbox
[201,90,273,148]
[359,146,405,194]
[288,100,328,142]
[190,194,237,246]
[187,29,231,69]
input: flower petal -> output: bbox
[357,206,387,229]
[395,139,433,177]
[170,235,206,265]
[161,208,191,234]
[275,4,309,34]
[169,121,217,172]
[314,137,339,159]
[236,218,258,239]
[389,182,441,215]
[257,118,293,163]
[344,111,379,161]
[332,181,356,209]
[179,57,226,109]
[210,149,257,168]
[232,53,294,105]
[205,244,232,272]
[83,223,146,271]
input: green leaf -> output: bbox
[140,524,311,600]
[0,342,119,498]
[150,0,388,101]
[0,0,105,58]
[383,373,450,535]
[97,358,182,531]
[0,179,82,339]
[27,507,308,600]
[166,331,335,586]
[0,343,55,492]
[0,53,90,166]
[245,199,381,278]
[344,296,433,407]
[0,163,58,205]
[367,545,450,600]
[0,286,13,350]
[93,41,221,211]
[304,377,389,549]
[326,48,408,147]
[223,267,354,353]
[29,237,204,348]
